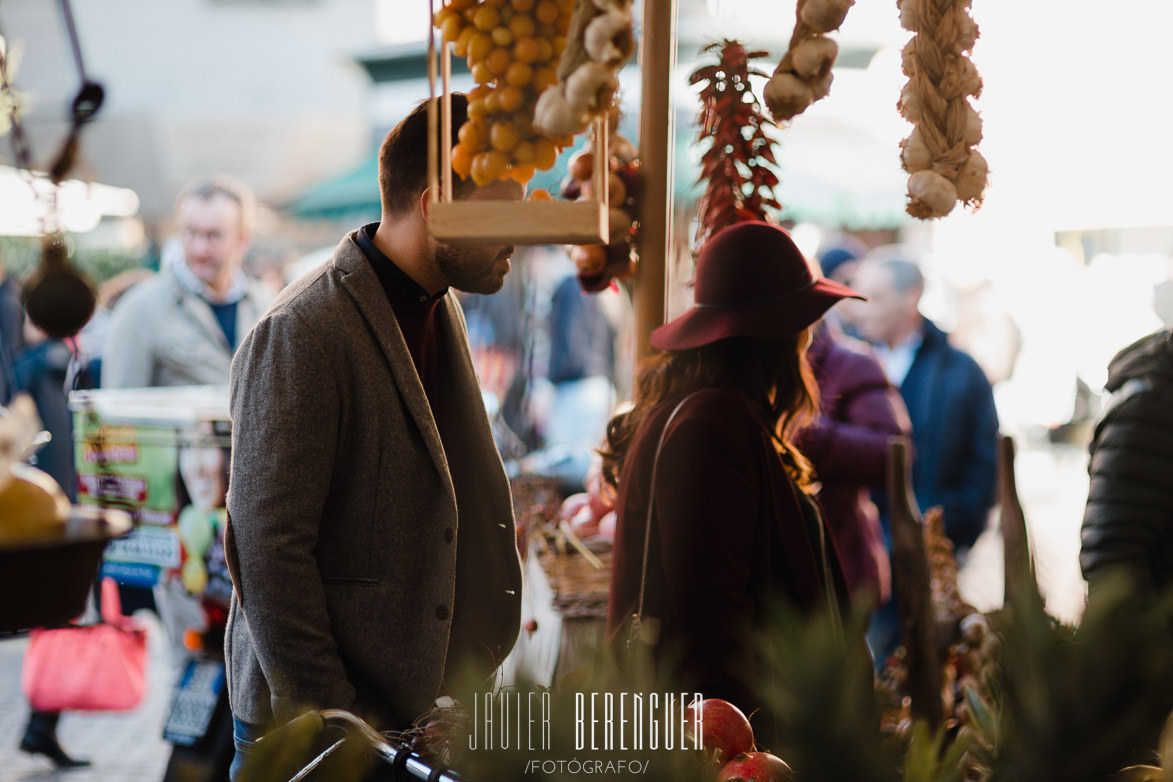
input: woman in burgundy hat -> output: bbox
[602,221,865,722]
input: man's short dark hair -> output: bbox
[378,94,475,216]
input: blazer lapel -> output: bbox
[334,236,454,495]
[436,294,500,463]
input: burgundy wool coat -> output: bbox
[606,384,847,713]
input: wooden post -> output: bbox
[1000,435,1043,615]
[634,0,677,365]
[888,436,943,730]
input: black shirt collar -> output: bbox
[355,223,448,307]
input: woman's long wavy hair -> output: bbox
[600,332,820,491]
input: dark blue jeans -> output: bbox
[229,717,265,782]
[229,715,396,781]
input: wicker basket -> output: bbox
[536,545,612,620]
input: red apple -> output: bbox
[717,753,796,782]
[569,150,594,182]
[685,698,754,767]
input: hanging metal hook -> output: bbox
[48,0,104,183]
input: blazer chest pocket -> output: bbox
[321,575,380,586]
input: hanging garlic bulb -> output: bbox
[565,60,618,111]
[900,129,932,173]
[810,70,834,100]
[534,88,590,136]
[583,10,634,66]
[963,105,983,146]
[953,149,989,203]
[956,14,979,52]
[764,72,814,119]
[898,82,924,123]
[901,41,918,77]
[766,0,854,121]
[800,0,855,34]
[958,58,983,98]
[536,0,633,138]
[791,36,838,79]
[899,0,919,31]
[908,170,958,218]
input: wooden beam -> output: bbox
[428,200,608,246]
[633,0,677,365]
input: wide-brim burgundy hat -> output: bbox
[651,221,864,351]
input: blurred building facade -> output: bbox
[2,0,381,224]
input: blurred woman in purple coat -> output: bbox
[798,324,911,610]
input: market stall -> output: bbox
[6,0,1173,779]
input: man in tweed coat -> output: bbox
[223,96,523,775]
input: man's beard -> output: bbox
[434,242,513,295]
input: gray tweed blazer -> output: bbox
[223,231,522,729]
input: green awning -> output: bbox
[284,154,382,222]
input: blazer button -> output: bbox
[444,528,454,544]
[435,605,449,621]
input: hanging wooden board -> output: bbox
[428,198,609,246]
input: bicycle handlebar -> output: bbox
[304,710,467,782]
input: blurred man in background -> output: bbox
[817,238,869,337]
[850,256,999,553]
[98,176,272,720]
[102,175,270,388]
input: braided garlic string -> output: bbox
[898,0,987,218]
[533,0,633,136]
[763,0,854,121]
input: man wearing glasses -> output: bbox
[103,175,270,389]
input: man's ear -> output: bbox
[419,187,432,221]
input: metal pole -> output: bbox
[634,0,677,366]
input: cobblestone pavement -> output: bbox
[0,611,173,781]
[0,440,1092,781]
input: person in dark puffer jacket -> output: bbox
[1080,328,1173,599]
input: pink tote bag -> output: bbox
[21,577,148,712]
